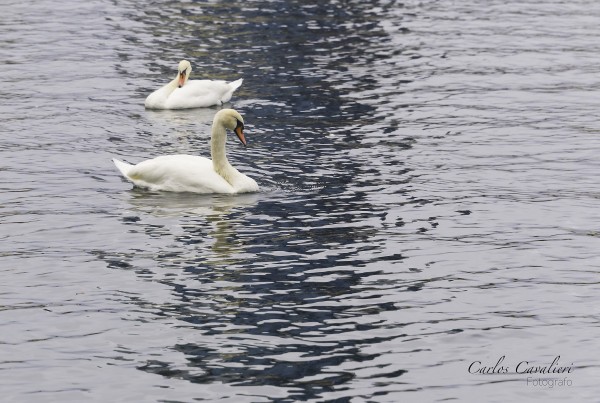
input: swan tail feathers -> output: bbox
[221,78,243,103]
[112,158,132,178]
[229,78,243,91]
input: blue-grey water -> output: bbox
[1,0,599,401]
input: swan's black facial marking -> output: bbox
[234,119,246,146]
[178,69,187,88]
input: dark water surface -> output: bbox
[1,0,600,401]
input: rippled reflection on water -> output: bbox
[2,0,600,401]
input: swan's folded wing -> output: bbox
[144,84,173,109]
[165,80,240,109]
[127,155,234,193]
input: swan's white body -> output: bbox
[145,60,243,110]
[113,109,259,194]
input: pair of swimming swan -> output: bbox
[113,62,258,194]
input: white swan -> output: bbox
[144,60,243,109]
[112,109,259,194]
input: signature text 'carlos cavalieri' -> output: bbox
[468,356,574,375]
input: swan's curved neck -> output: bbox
[211,123,233,177]
[167,77,179,90]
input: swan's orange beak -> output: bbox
[234,122,246,146]
[178,71,185,88]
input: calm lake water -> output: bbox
[1,0,600,401]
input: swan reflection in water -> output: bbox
[144,106,220,129]
[123,188,260,260]
[143,106,222,151]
